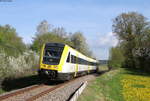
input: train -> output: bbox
[38,43,99,80]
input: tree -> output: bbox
[33,20,93,58]
[36,20,52,34]
[0,24,26,56]
[112,12,150,72]
[71,32,92,57]
[132,30,150,71]
[108,47,124,69]
[112,12,149,68]
[52,27,67,38]
[31,32,73,52]
[113,12,148,41]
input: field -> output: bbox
[78,66,150,101]
[121,70,150,101]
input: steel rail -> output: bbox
[26,78,83,101]
[0,84,45,100]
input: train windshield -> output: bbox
[43,46,64,65]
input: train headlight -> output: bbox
[45,71,49,75]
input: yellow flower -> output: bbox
[121,74,150,101]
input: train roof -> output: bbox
[45,43,98,62]
[65,45,97,62]
[45,43,65,47]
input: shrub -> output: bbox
[0,50,39,79]
[108,47,125,69]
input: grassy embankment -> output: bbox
[78,65,150,101]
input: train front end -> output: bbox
[38,43,65,79]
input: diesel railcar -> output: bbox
[38,43,98,80]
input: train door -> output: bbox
[74,53,78,77]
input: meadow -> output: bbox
[78,66,150,101]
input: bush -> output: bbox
[108,47,125,69]
[0,50,39,79]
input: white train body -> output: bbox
[38,43,98,80]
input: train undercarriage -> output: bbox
[38,69,97,81]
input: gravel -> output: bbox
[35,74,96,101]
[0,74,96,101]
[2,85,54,101]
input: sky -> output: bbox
[0,0,150,60]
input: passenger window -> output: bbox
[71,55,76,63]
[67,52,70,62]
[71,55,73,63]
[73,55,76,63]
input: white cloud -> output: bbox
[98,32,118,47]
[87,32,119,59]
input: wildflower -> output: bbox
[121,74,150,101]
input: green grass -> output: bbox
[78,69,124,101]
[132,84,145,88]
[78,67,150,101]
[0,89,5,94]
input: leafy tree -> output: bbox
[31,32,73,52]
[113,12,148,41]
[133,30,150,71]
[71,32,92,57]
[32,21,73,52]
[112,12,150,72]
[52,27,67,38]
[0,24,26,56]
[112,12,149,68]
[108,47,124,69]
[32,20,93,58]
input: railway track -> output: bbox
[0,84,45,100]
[0,74,96,101]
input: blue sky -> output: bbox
[0,0,150,59]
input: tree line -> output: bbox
[108,12,150,72]
[0,20,93,58]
